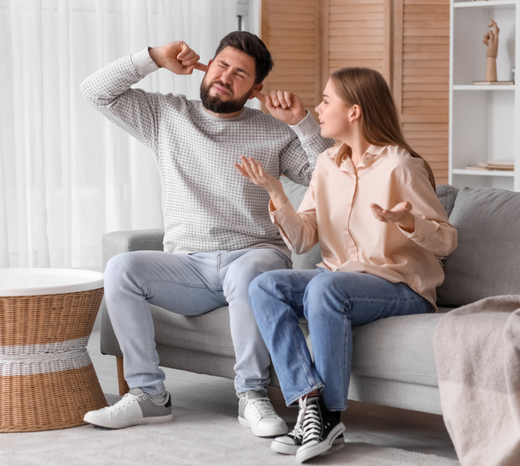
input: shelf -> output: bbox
[451,0,519,191]
[453,84,516,90]
[452,168,515,177]
[454,1,517,10]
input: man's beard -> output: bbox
[200,79,252,114]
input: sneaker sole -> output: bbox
[295,422,346,463]
[83,413,174,429]
[238,416,288,438]
[271,434,345,455]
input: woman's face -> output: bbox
[315,79,354,142]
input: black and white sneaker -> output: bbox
[295,395,346,463]
[271,397,345,455]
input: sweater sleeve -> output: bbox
[79,48,166,152]
[278,113,335,186]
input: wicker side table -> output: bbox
[0,268,108,432]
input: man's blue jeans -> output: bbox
[249,268,432,410]
[104,248,292,396]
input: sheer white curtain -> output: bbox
[0,0,238,270]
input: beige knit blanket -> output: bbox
[434,296,520,466]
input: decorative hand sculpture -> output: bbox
[483,19,499,82]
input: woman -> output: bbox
[234,68,457,463]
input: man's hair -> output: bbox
[214,31,274,84]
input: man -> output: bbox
[81,31,333,436]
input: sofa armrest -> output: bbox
[102,229,164,271]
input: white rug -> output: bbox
[0,395,460,466]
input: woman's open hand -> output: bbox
[234,156,279,192]
[234,156,288,210]
[370,201,415,232]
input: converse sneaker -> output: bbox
[295,395,346,463]
[271,397,345,455]
[83,388,173,429]
[238,390,288,437]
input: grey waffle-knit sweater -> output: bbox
[80,48,334,253]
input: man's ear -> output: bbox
[248,83,264,100]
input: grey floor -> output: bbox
[87,330,459,462]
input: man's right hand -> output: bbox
[252,89,307,126]
[149,41,208,75]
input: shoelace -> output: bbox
[100,393,139,413]
[243,395,276,418]
[287,396,309,443]
[300,399,322,443]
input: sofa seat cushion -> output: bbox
[299,307,453,388]
[150,304,236,358]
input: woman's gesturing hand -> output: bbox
[370,201,415,233]
[235,156,280,192]
[234,156,288,210]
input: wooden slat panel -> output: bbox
[401,114,449,123]
[265,5,316,14]
[261,0,322,120]
[404,92,449,99]
[330,13,385,21]
[404,44,449,52]
[403,123,449,131]
[403,83,449,91]
[330,36,384,45]
[326,0,391,85]
[262,0,449,184]
[393,0,450,182]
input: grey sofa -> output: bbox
[99,179,520,414]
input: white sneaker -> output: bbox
[83,388,173,429]
[238,390,288,437]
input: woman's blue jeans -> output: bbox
[249,269,432,411]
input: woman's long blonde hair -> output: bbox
[330,67,436,190]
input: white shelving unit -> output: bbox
[450,0,520,192]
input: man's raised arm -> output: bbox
[80,42,206,151]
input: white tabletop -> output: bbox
[0,268,104,296]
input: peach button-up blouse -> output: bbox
[270,143,458,308]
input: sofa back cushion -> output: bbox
[435,184,459,217]
[436,186,520,307]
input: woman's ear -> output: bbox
[350,104,362,122]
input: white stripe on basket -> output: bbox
[0,336,92,376]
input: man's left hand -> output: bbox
[252,89,307,125]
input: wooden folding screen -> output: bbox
[393,0,450,184]
[260,0,323,119]
[261,0,450,183]
[321,0,392,88]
